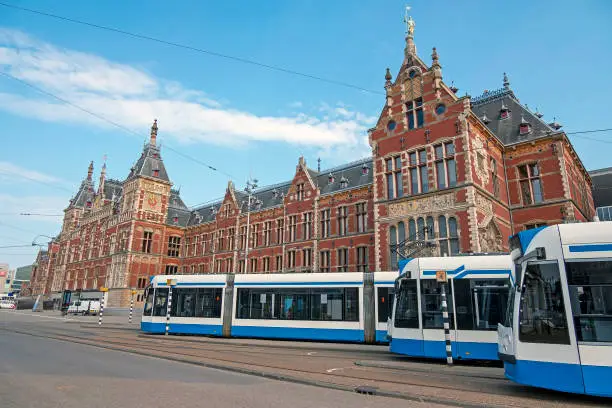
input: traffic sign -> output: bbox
[436,270,447,283]
[131,290,137,295]
[100,287,109,292]
[166,279,177,286]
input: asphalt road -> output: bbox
[0,322,443,408]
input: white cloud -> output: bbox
[0,193,66,223]
[0,161,72,187]
[0,28,377,152]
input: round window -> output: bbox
[387,120,397,131]
[408,70,417,79]
[435,103,446,115]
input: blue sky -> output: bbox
[1,1,611,270]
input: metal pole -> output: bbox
[98,294,105,326]
[441,283,453,365]
[165,285,173,336]
[244,194,251,274]
[129,292,134,324]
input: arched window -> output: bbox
[398,222,406,243]
[408,219,416,241]
[438,215,449,256]
[417,217,425,238]
[426,216,435,240]
[448,217,459,255]
[389,226,397,267]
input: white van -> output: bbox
[67,300,100,315]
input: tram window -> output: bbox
[394,280,418,328]
[152,288,168,317]
[421,280,455,329]
[236,287,359,321]
[377,287,395,323]
[567,260,612,342]
[194,288,223,318]
[275,289,310,320]
[311,288,344,321]
[344,288,359,321]
[143,287,154,316]
[237,289,273,319]
[472,280,509,330]
[519,262,570,344]
[172,288,196,317]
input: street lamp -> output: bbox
[244,177,258,274]
[32,234,55,247]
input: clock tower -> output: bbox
[107,119,173,306]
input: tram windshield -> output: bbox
[566,260,612,343]
[394,279,418,328]
[518,262,570,345]
[143,286,154,316]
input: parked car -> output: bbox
[0,297,16,309]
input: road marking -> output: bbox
[307,352,317,356]
[325,367,343,373]
[0,310,74,321]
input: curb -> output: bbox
[354,360,504,381]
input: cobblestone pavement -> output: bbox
[1,310,606,407]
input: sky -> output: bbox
[0,1,611,270]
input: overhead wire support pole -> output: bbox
[243,177,258,274]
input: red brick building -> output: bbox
[27,13,594,307]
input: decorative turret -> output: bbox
[150,119,158,146]
[385,67,392,87]
[98,161,106,196]
[503,72,510,90]
[431,47,442,93]
[87,161,94,181]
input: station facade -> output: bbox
[22,14,595,307]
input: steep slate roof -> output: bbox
[185,158,373,227]
[103,179,123,201]
[127,143,170,182]
[590,167,612,208]
[166,189,191,227]
[471,87,562,146]
[69,179,95,209]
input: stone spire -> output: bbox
[98,161,106,196]
[503,72,510,90]
[87,161,94,181]
[404,6,417,57]
[150,119,158,146]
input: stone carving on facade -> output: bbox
[388,193,455,218]
[141,180,167,193]
[471,136,489,184]
[479,220,503,253]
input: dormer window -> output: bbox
[86,200,92,208]
[328,173,335,184]
[481,113,491,124]
[519,116,532,135]
[362,163,369,175]
[500,102,511,120]
[152,168,160,177]
[340,177,349,188]
[172,215,178,224]
[272,188,279,198]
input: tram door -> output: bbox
[453,279,509,360]
[516,261,583,394]
[420,279,455,358]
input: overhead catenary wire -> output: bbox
[0,1,384,96]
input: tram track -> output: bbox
[1,322,604,408]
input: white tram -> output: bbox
[498,222,612,397]
[141,271,398,344]
[390,255,512,360]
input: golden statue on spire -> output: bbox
[404,6,415,37]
